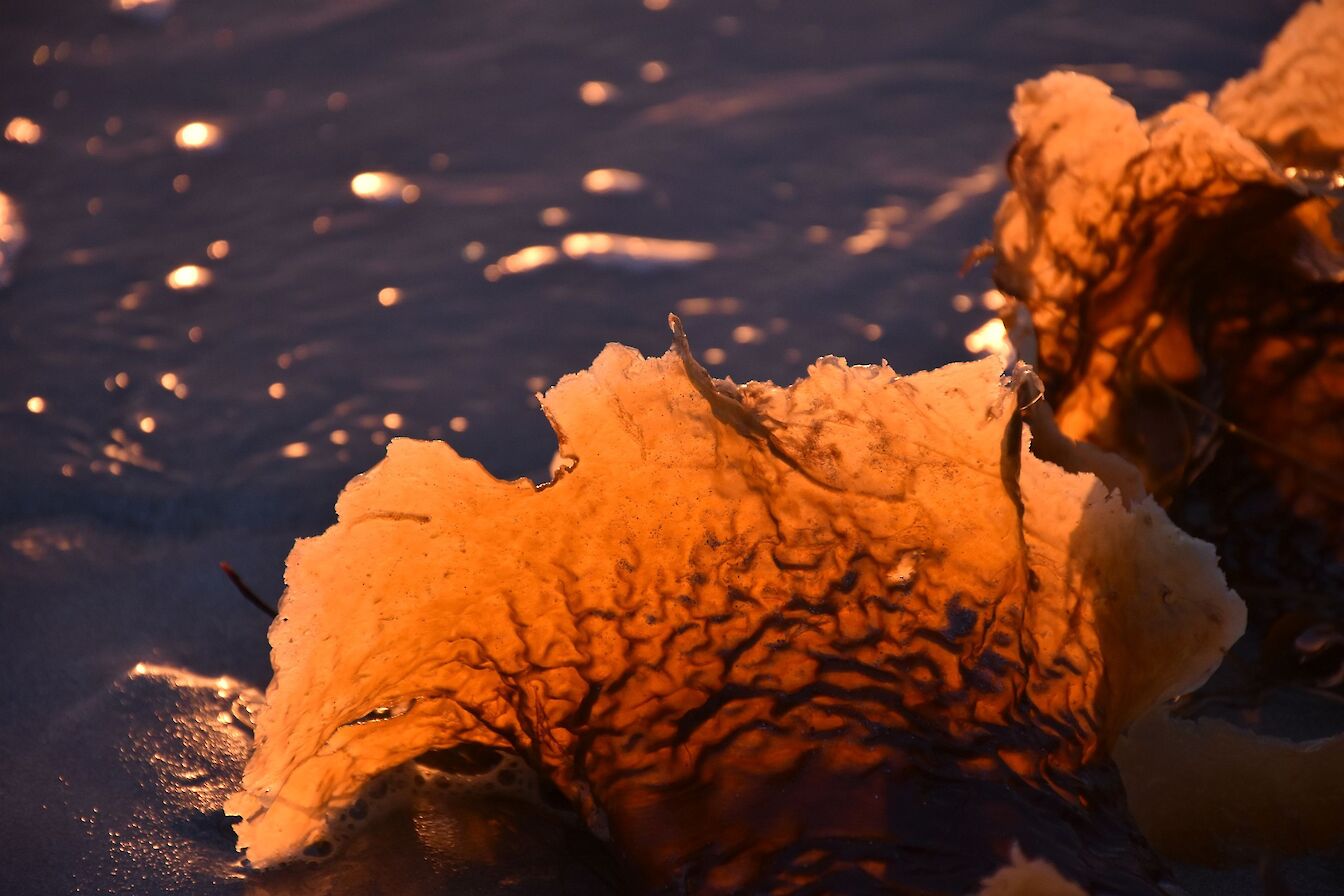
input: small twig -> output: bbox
[219,561,278,618]
[1152,379,1344,492]
[959,239,994,275]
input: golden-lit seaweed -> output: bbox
[992,69,1344,584]
[229,322,1241,893]
[1114,709,1344,864]
[990,3,1344,867]
[1213,0,1344,169]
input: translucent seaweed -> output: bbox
[229,322,1241,893]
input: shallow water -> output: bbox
[0,1,1308,893]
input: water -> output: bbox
[0,1,1301,893]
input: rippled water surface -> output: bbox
[0,1,1303,893]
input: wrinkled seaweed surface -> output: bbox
[0,1,1318,895]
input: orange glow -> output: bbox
[329,429,350,446]
[138,416,156,434]
[731,325,764,344]
[494,244,561,275]
[349,171,415,203]
[165,264,212,291]
[578,81,619,106]
[843,230,883,255]
[675,296,740,316]
[174,121,222,151]
[376,287,401,307]
[158,372,179,391]
[112,0,174,18]
[382,413,403,430]
[581,168,645,194]
[0,191,26,267]
[842,203,915,255]
[461,241,485,262]
[172,174,191,193]
[5,116,42,144]
[539,206,570,227]
[561,232,715,266]
[280,441,310,459]
[448,416,468,432]
[206,239,230,259]
[676,297,714,315]
[926,166,998,224]
[26,396,45,414]
[640,61,668,83]
[963,318,1011,362]
[326,92,348,112]
[268,383,286,400]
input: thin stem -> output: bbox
[219,561,279,618]
[1151,379,1344,492]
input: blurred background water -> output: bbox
[0,1,1305,893]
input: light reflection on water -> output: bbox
[489,233,717,279]
[581,167,647,195]
[560,232,716,267]
[0,1,1295,892]
[4,115,43,144]
[165,263,213,290]
[111,0,177,25]
[349,170,419,204]
[174,121,223,152]
[3,0,1085,528]
[0,191,28,287]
